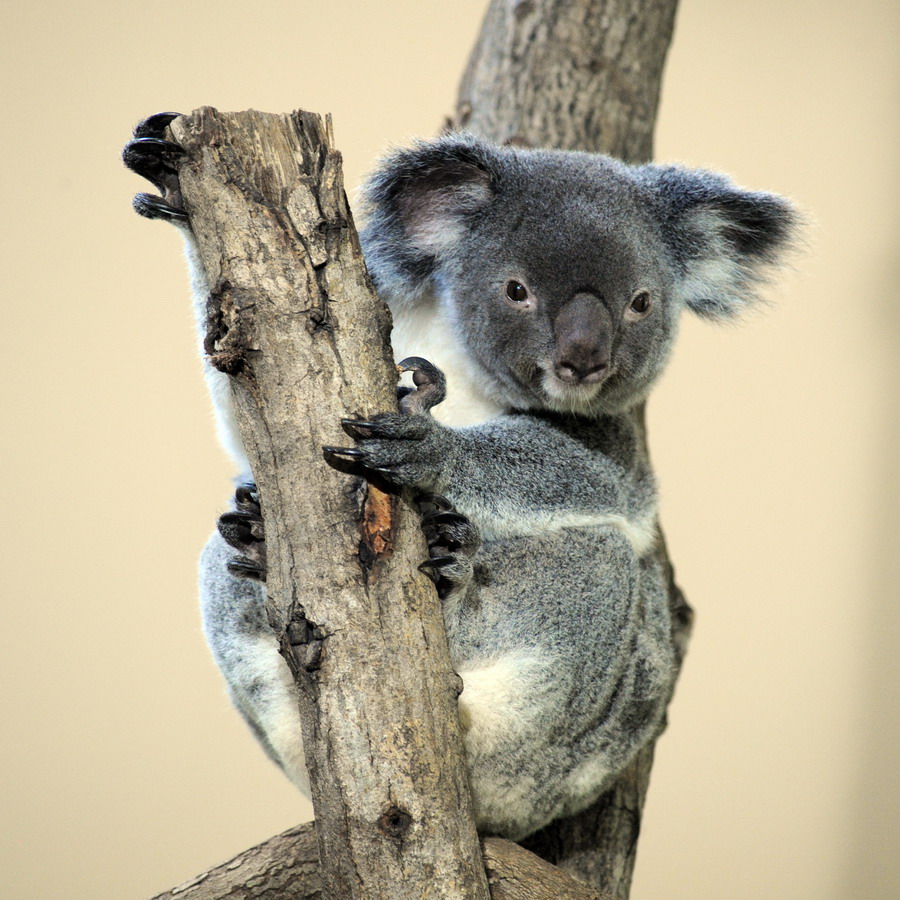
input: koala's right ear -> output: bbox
[360,135,499,303]
[637,164,800,320]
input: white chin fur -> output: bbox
[539,368,604,415]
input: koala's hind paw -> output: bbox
[122,113,188,223]
[417,494,481,600]
[218,483,267,582]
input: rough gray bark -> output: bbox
[167,108,490,900]
[151,823,617,900]
[454,0,678,161]
[454,1,692,895]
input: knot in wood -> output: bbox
[287,614,328,673]
[204,278,254,374]
[378,805,413,842]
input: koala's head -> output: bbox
[361,135,798,416]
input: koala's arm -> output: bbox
[441,414,651,539]
[332,407,654,548]
[123,113,251,476]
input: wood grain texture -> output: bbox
[168,107,489,900]
[455,0,678,162]
[150,824,322,900]
[453,2,691,896]
[149,823,618,900]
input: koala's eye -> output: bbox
[506,280,529,303]
[627,291,652,318]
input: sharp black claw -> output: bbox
[133,112,182,139]
[340,418,379,439]
[132,192,188,221]
[235,484,258,505]
[422,510,469,526]
[397,356,439,378]
[416,493,453,512]
[123,134,185,199]
[128,136,184,156]
[227,559,265,580]
[219,510,261,527]
[419,555,458,572]
[322,446,365,459]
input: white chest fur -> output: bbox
[389,296,505,428]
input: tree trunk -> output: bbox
[453,1,691,895]
[148,0,689,897]
[168,108,489,900]
[454,0,677,161]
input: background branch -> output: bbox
[455,1,690,894]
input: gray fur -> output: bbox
[186,135,797,840]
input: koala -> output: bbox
[123,115,797,840]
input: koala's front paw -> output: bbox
[218,484,267,582]
[417,494,482,601]
[122,112,189,223]
[323,358,450,492]
[396,357,446,415]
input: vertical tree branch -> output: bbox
[146,1,688,897]
[454,1,690,895]
[168,108,490,900]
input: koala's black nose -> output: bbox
[555,354,609,384]
[553,292,612,385]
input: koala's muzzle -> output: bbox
[552,292,612,385]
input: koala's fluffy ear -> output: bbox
[640,165,799,319]
[360,135,499,303]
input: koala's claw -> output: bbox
[323,444,365,458]
[416,492,454,512]
[419,555,459,573]
[339,418,380,439]
[132,112,181,139]
[416,498,481,600]
[132,192,188,221]
[397,357,446,414]
[422,510,469,527]
[218,483,267,582]
[123,113,187,223]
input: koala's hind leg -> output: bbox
[200,490,309,795]
[447,527,675,840]
[417,493,483,607]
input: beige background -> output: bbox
[2,0,898,897]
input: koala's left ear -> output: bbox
[359,135,500,304]
[638,164,800,319]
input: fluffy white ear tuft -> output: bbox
[638,164,800,319]
[396,165,493,254]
